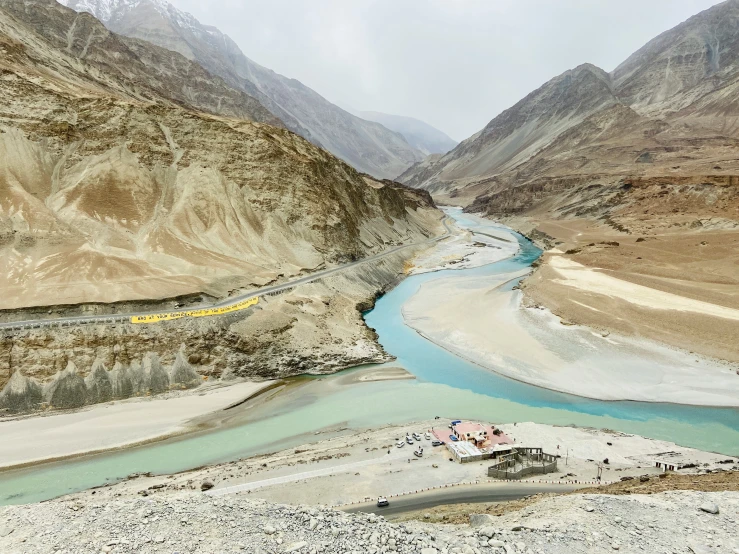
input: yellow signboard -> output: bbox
[131,297,259,324]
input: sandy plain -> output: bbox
[402,214,739,406]
[522,218,739,364]
[403,273,739,406]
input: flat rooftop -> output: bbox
[432,423,514,461]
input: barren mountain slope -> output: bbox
[613,0,739,114]
[400,0,739,364]
[59,0,426,179]
[0,0,441,311]
[399,64,619,198]
[1,0,280,127]
[400,1,739,206]
[0,0,442,411]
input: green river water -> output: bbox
[0,208,736,505]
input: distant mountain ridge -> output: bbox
[59,0,425,179]
[0,0,440,312]
[399,0,739,213]
[358,111,458,156]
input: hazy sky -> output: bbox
[171,0,722,141]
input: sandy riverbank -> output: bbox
[60,419,735,509]
[514,217,739,364]
[0,380,275,469]
[403,273,739,406]
[400,216,739,406]
[350,366,416,383]
[0,365,419,470]
[407,208,520,274]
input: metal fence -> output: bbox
[487,447,558,480]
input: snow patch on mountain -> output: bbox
[58,0,199,33]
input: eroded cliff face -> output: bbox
[0,245,426,413]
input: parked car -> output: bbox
[424,432,431,440]
[377,497,389,507]
[406,436,414,445]
[412,433,422,441]
[432,440,444,446]
[449,434,459,442]
[413,448,423,458]
[396,441,405,448]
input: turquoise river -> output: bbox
[0,208,737,505]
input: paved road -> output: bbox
[0,217,452,331]
[208,450,410,497]
[343,482,580,516]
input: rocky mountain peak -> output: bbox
[612,0,739,111]
[400,60,618,191]
[358,111,458,156]
[59,0,425,179]
[60,0,172,24]
[400,0,739,206]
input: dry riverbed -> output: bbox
[407,210,519,274]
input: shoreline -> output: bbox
[406,322,739,410]
[34,418,737,509]
[402,279,739,407]
[0,380,277,471]
[0,366,418,473]
[399,213,739,408]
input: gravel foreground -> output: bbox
[1,489,737,554]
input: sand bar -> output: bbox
[408,208,520,274]
[402,264,739,406]
[0,380,274,469]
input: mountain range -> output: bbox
[400,0,739,221]
[0,0,440,311]
[397,0,739,364]
[58,0,426,179]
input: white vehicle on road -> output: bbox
[424,432,431,440]
[412,432,422,441]
[396,441,404,448]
